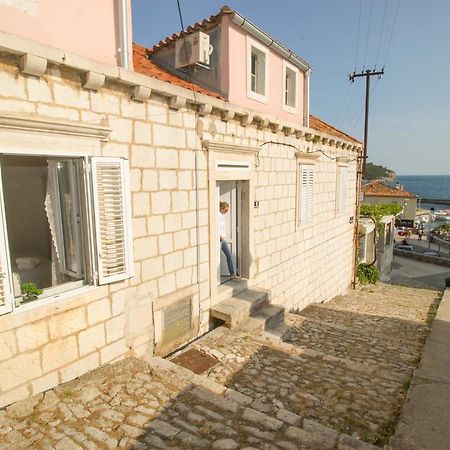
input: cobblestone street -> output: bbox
[0,281,441,449]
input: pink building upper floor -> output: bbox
[148,6,310,127]
[0,0,132,67]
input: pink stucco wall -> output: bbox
[0,0,132,67]
[222,16,305,126]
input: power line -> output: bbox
[374,0,389,68]
[363,0,374,70]
[354,0,362,71]
[383,0,400,67]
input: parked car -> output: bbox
[396,244,415,252]
[423,250,440,257]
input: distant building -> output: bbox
[362,181,417,221]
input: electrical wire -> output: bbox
[363,0,374,70]
[259,141,358,162]
[374,0,389,69]
[354,0,362,71]
[382,0,400,68]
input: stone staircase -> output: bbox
[210,286,290,339]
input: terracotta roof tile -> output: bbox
[309,115,361,145]
[132,43,224,100]
[362,181,417,198]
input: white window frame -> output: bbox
[246,37,269,104]
[336,165,349,215]
[282,60,298,114]
[297,164,315,226]
[0,115,135,316]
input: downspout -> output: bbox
[118,0,130,69]
[304,69,310,127]
[352,147,364,288]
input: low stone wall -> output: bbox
[393,249,450,268]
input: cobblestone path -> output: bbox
[193,282,441,446]
[0,282,441,449]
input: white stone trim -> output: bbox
[19,53,46,76]
[0,30,362,150]
[0,114,111,140]
[131,85,151,102]
[203,140,260,156]
[295,150,321,162]
[169,95,187,110]
[82,71,106,91]
[221,110,235,122]
[198,103,213,116]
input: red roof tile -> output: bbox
[132,43,224,100]
[309,115,361,145]
[362,181,417,198]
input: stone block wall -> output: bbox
[0,51,358,407]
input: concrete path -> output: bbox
[390,255,450,290]
[391,288,450,450]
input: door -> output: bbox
[217,180,241,285]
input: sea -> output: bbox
[394,175,450,230]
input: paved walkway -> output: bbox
[0,280,441,449]
[391,288,450,450]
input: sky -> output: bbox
[132,0,450,176]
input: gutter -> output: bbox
[230,11,310,72]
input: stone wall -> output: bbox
[0,51,359,407]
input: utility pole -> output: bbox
[349,68,383,289]
[349,68,384,174]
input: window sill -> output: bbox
[247,90,268,104]
[0,284,104,332]
[282,104,298,115]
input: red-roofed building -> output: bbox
[362,181,417,221]
[0,1,364,408]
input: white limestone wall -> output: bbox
[0,50,359,408]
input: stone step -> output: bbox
[238,304,285,333]
[210,287,270,327]
[146,356,378,450]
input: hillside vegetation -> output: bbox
[365,162,396,180]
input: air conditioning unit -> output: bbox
[175,31,211,68]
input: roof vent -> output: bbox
[175,31,212,68]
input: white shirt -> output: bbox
[219,213,227,239]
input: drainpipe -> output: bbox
[118,0,130,69]
[304,69,310,127]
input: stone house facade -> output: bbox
[0,2,362,408]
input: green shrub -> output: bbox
[357,263,380,285]
[21,282,43,303]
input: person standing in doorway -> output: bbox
[219,201,238,280]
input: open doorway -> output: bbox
[217,180,251,286]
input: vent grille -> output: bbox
[162,297,192,345]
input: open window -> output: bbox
[0,155,133,312]
[247,38,268,103]
[282,61,298,113]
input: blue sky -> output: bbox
[132,0,450,176]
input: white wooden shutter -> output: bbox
[91,157,134,285]
[299,164,314,225]
[337,166,348,213]
[0,165,13,315]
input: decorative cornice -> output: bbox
[169,95,186,110]
[240,113,254,127]
[221,110,235,122]
[336,156,351,164]
[0,114,111,140]
[131,85,151,102]
[202,140,260,155]
[198,103,213,116]
[82,71,105,91]
[295,150,321,160]
[20,53,47,77]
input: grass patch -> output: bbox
[427,302,440,325]
[402,375,412,392]
[375,412,401,446]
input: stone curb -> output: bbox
[144,356,379,450]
